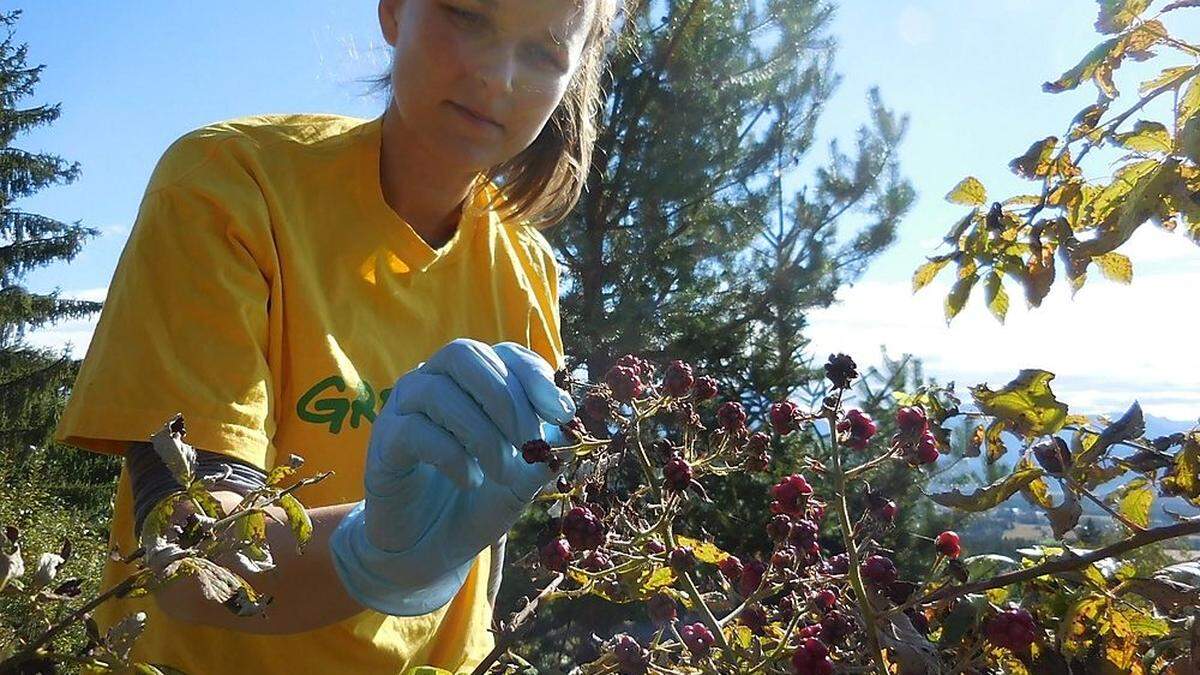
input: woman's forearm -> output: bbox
[155,492,366,634]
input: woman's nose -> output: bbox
[471,42,517,96]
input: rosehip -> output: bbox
[662,359,694,397]
[663,454,694,492]
[540,538,572,572]
[896,406,927,435]
[790,637,834,675]
[669,546,697,573]
[718,555,743,582]
[563,506,606,551]
[1033,437,1072,475]
[612,633,649,673]
[934,530,961,559]
[680,622,715,656]
[985,608,1038,651]
[646,591,677,626]
[521,438,552,465]
[690,375,718,401]
[738,558,767,596]
[860,555,898,586]
[771,546,797,570]
[824,353,858,388]
[771,474,813,516]
[770,400,801,435]
[812,589,837,613]
[605,365,643,403]
[717,401,748,431]
[580,549,611,572]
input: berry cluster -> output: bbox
[986,607,1038,652]
[836,409,877,450]
[891,406,939,466]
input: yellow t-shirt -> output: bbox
[52,113,565,674]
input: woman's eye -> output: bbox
[444,5,483,26]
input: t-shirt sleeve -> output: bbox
[520,225,566,373]
[52,132,278,470]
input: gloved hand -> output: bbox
[330,338,576,616]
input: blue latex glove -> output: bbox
[329,338,576,616]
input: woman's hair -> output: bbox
[366,0,636,230]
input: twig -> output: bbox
[471,573,566,675]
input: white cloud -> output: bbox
[897,5,934,47]
[805,253,1200,422]
[20,287,107,359]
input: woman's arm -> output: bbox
[130,442,367,635]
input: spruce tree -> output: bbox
[0,9,106,477]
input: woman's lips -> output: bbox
[449,101,502,130]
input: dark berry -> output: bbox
[563,506,607,551]
[583,392,613,422]
[521,438,552,465]
[770,474,813,517]
[770,400,801,435]
[738,558,767,597]
[827,553,849,575]
[646,591,677,626]
[874,499,898,523]
[669,546,697,573]
[790,637,834,675]
[690,375,718,401]
[739,604,769,635]
[747,451,771,472]
[935,531,961,559]
[663,454,694,491]
[771,546,797,570]
[861,555,898,586]
[836,409,878,450]
[766,514,793,542]
[612,633,649,673]
[896,406,928,436]
[580,549,611,572]
[662,360,695,397]
[539,538,572,572]
[605,365,643,403]
[680,622,715,657]
[717,401,748,431]
[820,609,854,643]
[812,589,837,613]
[986,608,1038,651]
[787,519,819,546]
[718,555,743,582]
[746,431,770,453]
[823,353,858,389]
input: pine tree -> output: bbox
[0,9,104,473]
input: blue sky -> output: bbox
[9,1,1200,421]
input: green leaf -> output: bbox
[1060,593,1108,659]
[944,270,979,323]
[1077,401,1145,468]
[1094,252,1133,283]
[1112,120,1172,153]
[187,484,225,519]
[1069,102,1110,141]
[969,369,1070,439]
[279,494,314,551]
[1044,38,1123,93]
[983,270,1009,323]
[946,177,987,206]
[1107,477,1154,528]
[1162,433,1200,500]
[1095,0,1151,33]
[139,491,186,548]
[927,467,1043,512]
[1009,137,1059,179]
[162,557,244,604]
[1177,69,1200,130]
[1139,65,1195,97]
[985,419,1008,465]
[912,258,951,292]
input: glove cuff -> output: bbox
[330,502,475,616]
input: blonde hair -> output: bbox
[367,0,635,230]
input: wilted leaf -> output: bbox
[150,417,197,485]
[970,370,1070,439]
[966,424,984,458]
[1078,401,1145,468]
[1009,137,1059,179]
[1112,120,1172,153]
[985,419,1009,465]
[928,467,1043,511]
[1045,488,1083,539]
[1095,0,1152,33]
[1069,102,1111,141]
[163,557,246,604]
[1044,38,1123,93]
[946,176,987,205]
[279,494,313,551]
[1094,252,1133,283]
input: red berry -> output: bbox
[895,406,927,435]
[875,499,898,523]
[860,555,898,586]
[771,546,797,570]
[985,608,1038,651]
[717,401,748,431]
[738,604,769,635]
[521,438,552,464]
[916,442,939,466]
[563,506,607,551]
[837,409,878,450]
[770,400,801,435]
[669,546,697,573]
[612,633,649,672]
[580,549,611,572]
[827,553,849,575]
[770,474,814,517]
[662,360,695,397]
[605,365,643,403]
[787,519,818,546]
[934,531,961,559]
[663,454,694,492]
[718,555,743,582]
[790,637,833,675]
[539,538,572,572]
[646,591,677,626]
[583,392,612,422]
[738,558,767,596]
[690,375,718,401]
[766,514,793,542]
[680,622,716,656]
[819,609,854,643]
[614,354,652,380]
[812,589,837,613]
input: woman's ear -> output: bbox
[378,0,402,46]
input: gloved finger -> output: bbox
[368,407,485,492]
[390,370,525,487]
[508,419,572,500]
[421,338,543,456]
[492,342,576,426]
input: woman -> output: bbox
[51,0,630,672]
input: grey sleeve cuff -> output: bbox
[487,534,506,609]
[126,442,269,536]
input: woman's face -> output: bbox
[379,0,595,173]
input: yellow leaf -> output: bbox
[1060,594,1108,658]
[1140,65,1195,97]
[1096,0,1152,33]
[944,270,979,323]
[1107,477,1154,528]
[674,535,729,564]
[946,177,988,206]
[1112,120,1172,153]
[912,258,951,293]
[927,467,1043,512]
[1094,252,1133,283]
[983,270,1009,324]
[1009,137,1059,180]
[969,369,1070,439]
